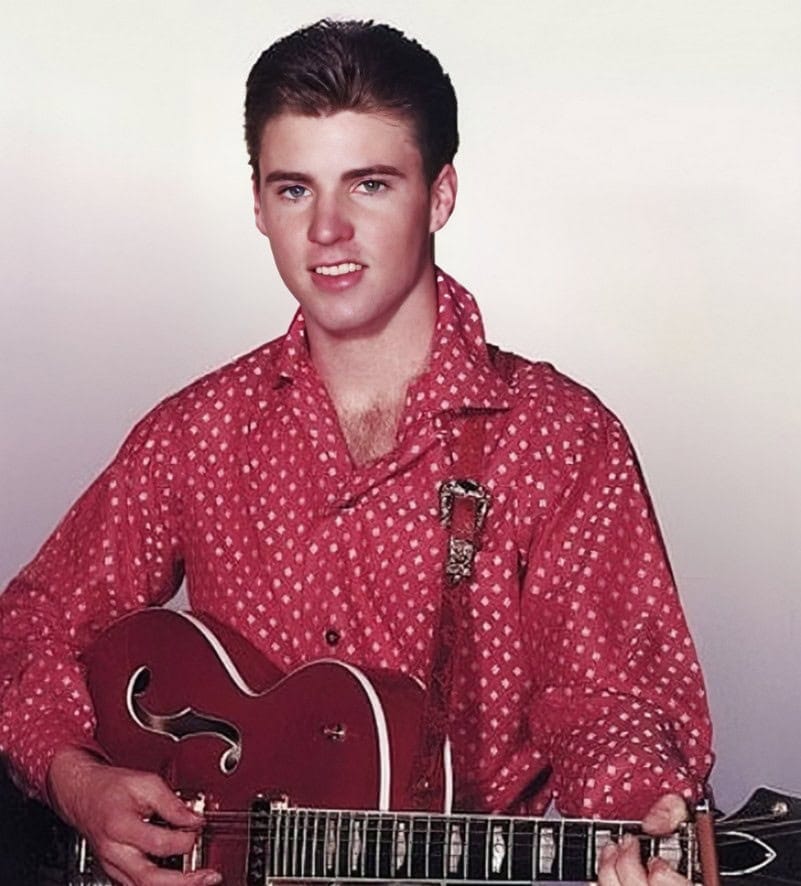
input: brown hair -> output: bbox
[245,19,458,184]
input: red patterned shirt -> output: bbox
[0,270,712,815]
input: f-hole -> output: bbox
[127,666,242,774]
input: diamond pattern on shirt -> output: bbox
[0,270,712,815]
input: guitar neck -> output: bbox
[245,805,697,883]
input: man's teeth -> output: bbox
[314,262,363,277]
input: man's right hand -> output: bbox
[47,747,222,886]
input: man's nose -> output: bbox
[308,196,354,245]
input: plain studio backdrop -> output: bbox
[1,1,800,814]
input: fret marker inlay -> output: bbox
[491,825,506,873]
[395,820,407,872]
[449,823,463,874]
[539,826,556,874]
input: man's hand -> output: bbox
[597,794,688,886]
[47,747,222,886]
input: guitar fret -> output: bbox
[511,818,517,880]
[310,811,318,879]
[284,809,292,877]
[323,810,331,878]
[300,809,309,878]
[408,815,419,878]
[462,816,470,878]
[484,815,492,880]
[247,805,704,884]
[432,815,446,879]
[347,814,355,874]
[563,819,588,881]
[336,811,345,879]
[511,818,534,881]
[425,814,432,879]
[685,825,696,882]
[444,819,452,878]
[391,814,400,878]
[291,809,299,877]
[269,810,279,881]
[466,816,485,880]
[373,814,382,879]
[358,814,367,877]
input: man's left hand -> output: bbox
[597,794,689,886]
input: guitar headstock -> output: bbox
[716,787,801,884]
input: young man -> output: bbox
[0,19,712,886]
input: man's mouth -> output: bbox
[313,262,364,277]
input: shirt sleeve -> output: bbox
[0,404,185,798]
[521,403,713,819]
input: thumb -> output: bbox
[135,773,204,828]
[642,793,687,835]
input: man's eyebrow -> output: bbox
[344,165,405,180]
[262,165,406,186]
[262,170,313,184]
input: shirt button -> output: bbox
[324,628,341,647]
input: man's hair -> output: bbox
[245,19,458,184]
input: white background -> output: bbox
[2,1,800,814]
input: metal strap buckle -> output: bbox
[439,479,491,531]
[439,479,491,584]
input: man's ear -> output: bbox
[252,176,269,237]
[429,164,458,234]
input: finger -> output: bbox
[612,833,650,886]
[125,817,200,858]
[647,856,691,886]
[642,794,688,835]
[104,840,221,886]
[597,840,623,886]
[131,773,205,829]
[102,859,135,886]
[141,866,223,886]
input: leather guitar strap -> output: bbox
[410,411,491,809]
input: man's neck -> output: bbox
[305,282,437,465]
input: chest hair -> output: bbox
[338,398,404,466]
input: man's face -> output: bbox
[252,110,456,346]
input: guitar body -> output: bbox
[68,609,801,886]
[83,609,445,883]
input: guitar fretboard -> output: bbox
[246,804,695,884]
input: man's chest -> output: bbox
[178,410,532,679]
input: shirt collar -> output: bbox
[270,268,513,413]
[410,268,512,415]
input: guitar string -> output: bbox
[196,812,801,838]
[151,821,801,881]
[171,813,801,853]
[198,807,798,837]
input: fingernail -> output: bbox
[202,874,222,885]
[621,833,634,849]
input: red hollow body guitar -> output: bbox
[71,608,801,885]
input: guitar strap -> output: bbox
[410,347,516,808]
[409,409,492,809]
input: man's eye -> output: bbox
[358,179,387,194]
[281,184,309,199]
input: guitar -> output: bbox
[64,608,801,884]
